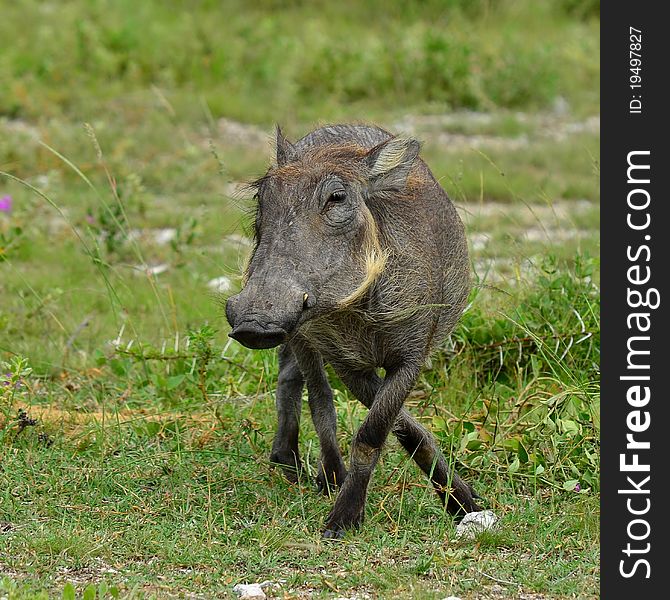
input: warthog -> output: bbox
[226,123,481,538]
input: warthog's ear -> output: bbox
[365,136,421,191]
[275,125,296,167]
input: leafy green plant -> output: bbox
[85,173,146,261]
[60,581,120,600]
[1,194,24,261]
[0,356,40,449]
[169,216,199,263]
[0,577,49,600]
[0,226,23,262]
[430,254,600,494]
[1,355,32,422]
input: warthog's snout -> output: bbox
[228,319,287,349]
[226,284,313,349]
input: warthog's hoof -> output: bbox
[445,481,483,518]
[323,504,364,538]
[322,527,346,540]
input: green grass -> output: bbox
[1,1,599,597]
[1,258,600,599]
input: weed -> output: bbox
[1,356,32,420]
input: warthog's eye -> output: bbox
[325,190,346,209]
[321,184,352,228]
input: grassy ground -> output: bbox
[1,1,599,598]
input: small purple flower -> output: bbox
[1,373,23,390]
[85,214,96,225]
[0,195,12,214]
[574,483,581,492]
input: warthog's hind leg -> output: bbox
[393,409,481,516]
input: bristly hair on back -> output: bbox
[267,143,370,183]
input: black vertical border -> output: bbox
[601,4,669,596]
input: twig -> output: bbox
[465,330,597,352]
[113,348,249,372]
[65,315,93,351]
[477,569,519,587]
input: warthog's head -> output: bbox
[226,127,419,349]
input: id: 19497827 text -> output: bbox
[629,26,643,114]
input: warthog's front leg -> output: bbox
[269,344,304,482]
[335,367,481,518]
[323,361,422,538]
[291,339,347,494]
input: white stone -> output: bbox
[153,228,177,245]
[455,510,499,540]
[146,263,170,275]
[233,583,266,600]
[131,263,170,276]
[207,276,232,293]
